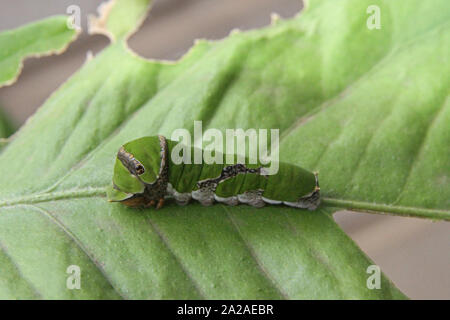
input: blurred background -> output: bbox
[0,0,448,299]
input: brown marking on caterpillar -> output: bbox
[197,164,263,190]
[283,172,320,210]
[191,164,265,206]
[157,135,168,179]
[117,146,145,176]
[142,135,169,204]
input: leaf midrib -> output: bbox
[0,187,448,221]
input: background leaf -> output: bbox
[0,15,79,88]
[0,0,448,299]
[0,106,15,150]
[0,106,14,137]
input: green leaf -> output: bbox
[0,107,14,140]
[1,0,448,299]
[279,0,450,220]
[0,15,79,87]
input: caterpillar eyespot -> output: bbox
[107,135,320,210]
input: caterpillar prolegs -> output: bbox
[107,136,320,210]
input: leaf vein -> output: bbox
[0,236,42,299]
[223,206,289,299]
[25,204,127,299]
[392,95,449,204]
[146,217,207,299]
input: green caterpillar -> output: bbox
[107,135,320,210]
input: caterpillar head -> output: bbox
[107,136,163,202]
